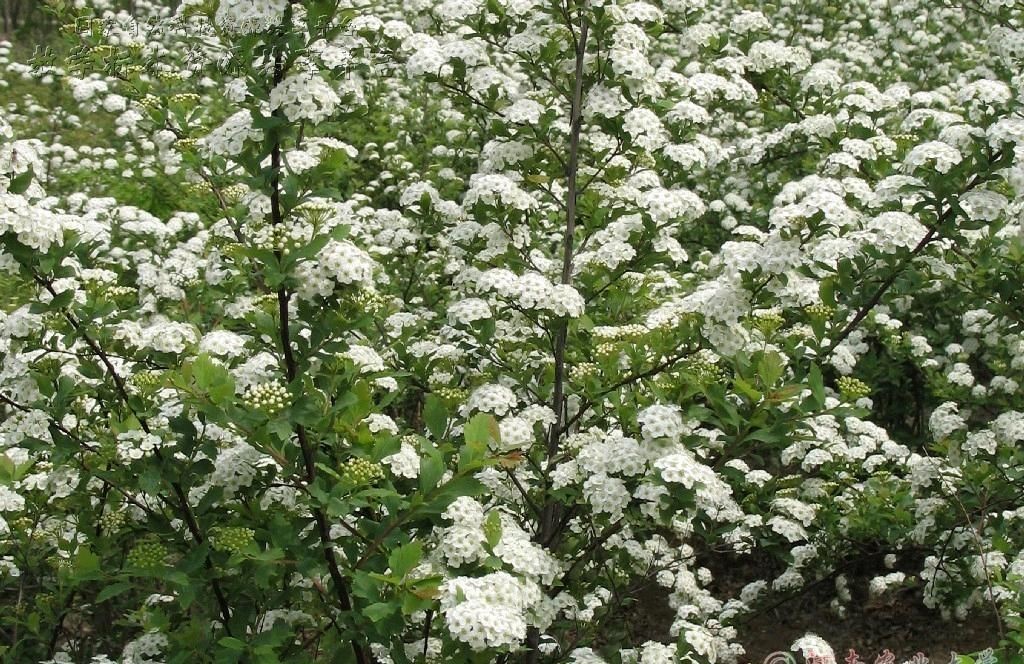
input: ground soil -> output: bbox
[623,549,1002,664]
[736,585,1000,663]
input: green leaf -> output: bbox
[419,441,444,494]
[363,602,396,623]
[401,588,434,615]
[7,169,34,195]
[483,510,502,549]
[192,353,236,406]
[756,351,785,388]
[267,418,294,441]
[732,377,762,402]
[218,637,247,651]
[290,395,322,427]
[388,540,423,579]
[461,413,498,469]
[808,364,825,409]
[0,455,13,484]
[423,394,448,441]
[422,474,484,516]
[819,277,836,307]
[72,545,101,579]
[95,581,133,603]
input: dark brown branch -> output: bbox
[268,42,369,664]
[27,272,235,632]
[527,5,591,662]
[822,154,1003,357]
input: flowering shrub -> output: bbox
[1,0,1024,662]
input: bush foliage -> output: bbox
[1,0,1023,663]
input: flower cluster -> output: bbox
[242,381,290,416]
[2,0,1023,661]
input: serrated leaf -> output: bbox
[388,540,422,579]
[72,545,100,578]
[756,351,785,388]
[192,353,236,406]
[483,510,502,549]
[732,377,762,402]
[460,413,498,469]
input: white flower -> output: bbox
[382,441,420,479]
[344,345,386,373]
[448,298,492,325]
[638,405,685,442]
[215,0,288,35]
[363,414,399,435]
[466,384,518,416]
[200,110,264,157]
[791,633,836,664]
[929,402,966,440]
[903,141,962,174]
[295,240,375,299]
[269,72,341,124]
[582,472,630,518]
[440,572,541,650]
[0,487,24,512]
[199,330,248,358]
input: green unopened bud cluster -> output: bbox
[296,202,334,225]
[176,138,198,151]
[35,357,63,376]
[570,362,599,382]
[170,93,201,105]
[138,94,161,109]
[210,526,255,554]
[99,510,127,532]
[352,290,388,315]
[222,183,248,202]
[242,381,289,416]
[837,376,871,400]
[254,293,279,316]
[130,370,164,391]
[686,356,724,383]
[751,311,784,335]
[127,541,167,570]
[106,285,136,299]
[435,386,467,403]
[805,303,835,319]
[593,324,647,343]
[652,374,677,390]
[48,555,72,571]
[343,457,384,485]
[11,516,33,534]
[186,180,214,193]
[252,222,312,254]
[86,281,135,302]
